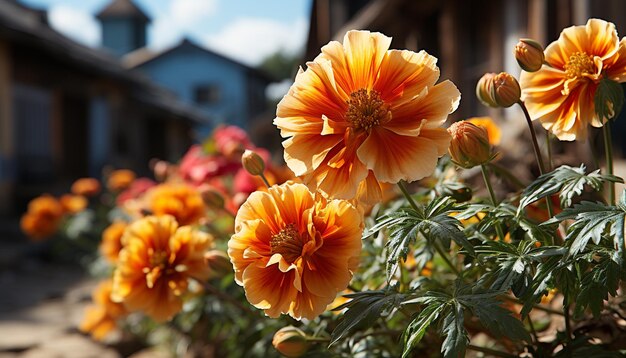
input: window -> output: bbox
[194,85,221,105]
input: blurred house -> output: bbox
[0,0,207,215]
[96,0,273,132]
[306,0,626,154]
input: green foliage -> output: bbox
[575,249,623,317]
[258,51,301,80]
[475,239,566,296]
[369,196,474,281]
[330,290,406,346]
[401,282,529,358]
[544,200,625,256]
[519,165,623,213]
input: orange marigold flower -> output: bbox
[467,117,502,145]
[228,182,363,320]
[111,215,213,322]
[520,18,626,140]
[71,178,101,197]
[59,194,88,214]
[148,183,206,225]
[20,195,64,240]
[107,169,136,192]
[274,30,460,203]
[100,221,128,264]
[79,279,127,341]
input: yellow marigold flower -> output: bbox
[79,279,127,341]
[71,178,101,197]
[228,182,363,320]
[100,221,128,264]
[467,117,502,145]
[148,183,206,226]
[274,30,460,204]
[20,195,64,240]
[520,18,626,140]
[111,216,213,322]
[59,194,88,214]
[107,169,136,192]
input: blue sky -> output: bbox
[21,0,311,65]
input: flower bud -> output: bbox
[272,326,309,358]
[476,73,499,107]
[241,149,265,176]
[204,250,232,277]
[447,121,491,168]
[492,72,521,107]
[514,38,544,72]
[200,186,225,210]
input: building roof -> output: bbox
[96,0,151,23]
[0,1,205,123]
[123,37,276,83]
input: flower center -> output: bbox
[345,89,390,131]
[270,223,303,263]
[148,248,169,268]
[144,249,172,288]
[564,52,595,79]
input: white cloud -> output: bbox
[266,79,293,101]
[171,0,217,26]
[204,17,307,66]
[48,5,100,47]
[150,0,218,50]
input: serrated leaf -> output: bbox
[544,201,625,256]
[441,302,467,358]
[519,165,623,214]
[330,290,405,346]
[456,285,530,342]
[370,197,472,280]
[575,254,622,317]
[402,302,445,358]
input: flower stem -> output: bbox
[518,101,547,175]
[488,162,527,190]
[500,294,564,316]
[527,316,540,344]
[564,304,573,342]
[545,130,553,171]
[397,181,420,212]
[259,172,271,188]
[433,241,460,276]
[603,121,615,205]
[481,165,505,241]
[518,101,554,220]
[481,164,498,206]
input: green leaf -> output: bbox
[519,165,623,214]
[441,302,467,358]
[402,298,446,358]
[478,203,557,245]
[544,201,625,256]
[595,78,624,121]
[456,285,530,342]
[330,290,405,346]
[370,196,473,280]
[575,252,623,317]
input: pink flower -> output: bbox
[117,178,157,205]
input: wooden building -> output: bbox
[0,0,208,215]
